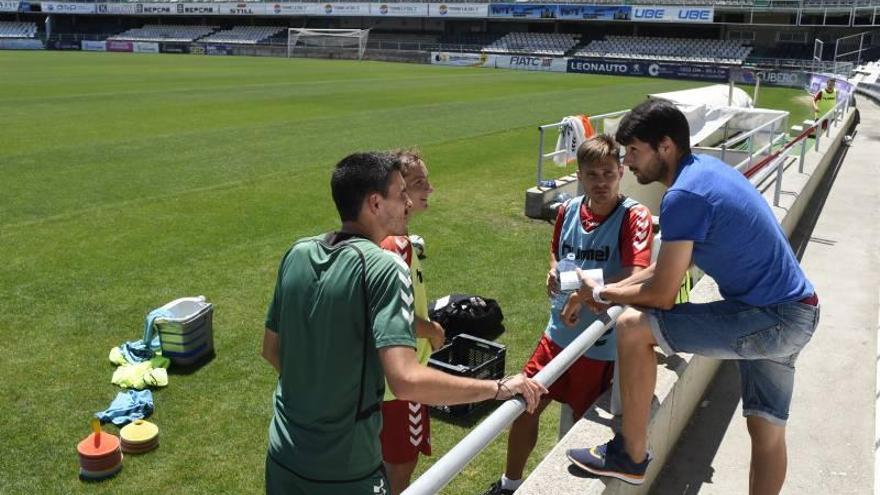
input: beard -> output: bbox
[633,153,669,185]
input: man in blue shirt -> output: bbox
[562,100,819,494]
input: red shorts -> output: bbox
[522,334,615,419]
[380,400,431,464]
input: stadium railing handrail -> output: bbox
[739,98,848,205]
[402,305,628,495]
[535,110,629,186]
[746,58,854,76]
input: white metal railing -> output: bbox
[535,110,628,187]
[742,98,849,206]
[403,305,626,495]
[719,111,789,164]
[746,57,854,76]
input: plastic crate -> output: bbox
[428,334,506,417]
[154,296,214,367]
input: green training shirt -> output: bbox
[264,232,416,481]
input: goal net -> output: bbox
[287,28,370,60]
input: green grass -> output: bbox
[0,51,813,494]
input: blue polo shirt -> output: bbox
[660,154,813,306]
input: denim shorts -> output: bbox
[647,298,820,425]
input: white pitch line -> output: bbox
[875,287,880,495]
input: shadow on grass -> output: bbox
[167,351,216,376]
[430,399,503,428]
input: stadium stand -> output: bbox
[108,25,216,43]
[0,21,37,39]
[574,35,752,65]
[199,26,285,45]
[437,33,499,51]
[482,32,579,56]
[368,32,440,49]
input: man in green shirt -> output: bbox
[261,151,547,495]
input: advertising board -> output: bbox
[427,3,488,18]
[631,5,714,23]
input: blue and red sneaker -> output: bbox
[566,434,652,485]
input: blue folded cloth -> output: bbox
[95,390,154,427]
[115,308,174,364]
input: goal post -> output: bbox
[287,28,370,60]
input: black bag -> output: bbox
[429,294,505,342]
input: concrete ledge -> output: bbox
[517,108,856,495]
[525,173,579,219]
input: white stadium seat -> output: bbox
[481,32,580,57]
[199,26,285,45]
[108,25,217,43]
[572,35,752,65]
[0,21,37,39]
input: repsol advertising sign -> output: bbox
[567,59,729,82]
[632,6,713,23]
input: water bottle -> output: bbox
[551,253,579,312]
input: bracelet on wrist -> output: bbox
[493,375,514,400]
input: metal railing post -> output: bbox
[815,123,821,151]
[773,157,784,206]
[799,136,807,173]
[748,136,754,167]
[536,127,545,186]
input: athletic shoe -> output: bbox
[480,480,516,495]
[566,434,651,485]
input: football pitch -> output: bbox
[0,51,812,494]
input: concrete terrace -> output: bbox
[515,96,879,494]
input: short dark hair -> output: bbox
[615,99,691,155]
[331,152,402,222]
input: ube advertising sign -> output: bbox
[567,59,729,82]
[631,6,714,23]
